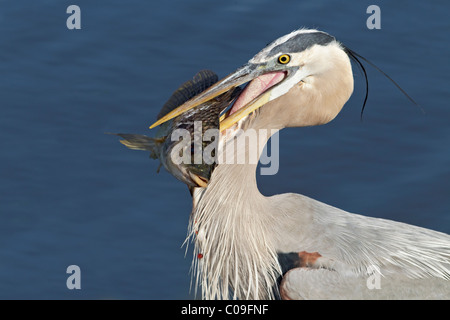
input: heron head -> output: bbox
[150,29,354,131]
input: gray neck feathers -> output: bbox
[187,129,282,299]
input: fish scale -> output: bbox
[111,70,241,190]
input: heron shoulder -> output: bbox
[269,192,450,282]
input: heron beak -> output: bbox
[219,87,272,131]
[149,63,287,130]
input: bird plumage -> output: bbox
[149,28,450,299]
[189,149,450,299]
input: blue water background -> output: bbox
[0,1,449,299]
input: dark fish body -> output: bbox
[113,70,241,188]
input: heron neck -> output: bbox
[189,127,281,299]
[216,124,278,199]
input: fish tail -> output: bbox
[108,133,165,159]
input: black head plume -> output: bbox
[343,47,423,120]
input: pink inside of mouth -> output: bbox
[229,71,286,115]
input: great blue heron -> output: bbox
[151,29,450,299]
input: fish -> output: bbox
[111,70,241,190]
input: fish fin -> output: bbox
[156,161,163,173]
[157,70,219,120]
[110,133,165,159]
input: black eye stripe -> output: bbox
[268,31,335,57]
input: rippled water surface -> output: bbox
[0,1,449,299]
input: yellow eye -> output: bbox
[278,54,290,64]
